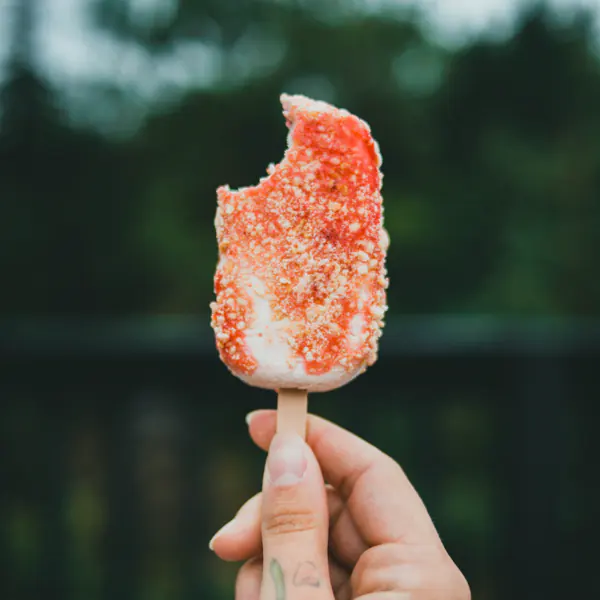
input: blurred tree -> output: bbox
[433,5,600,315]
[0,0,155,314]
[1,0,598,316]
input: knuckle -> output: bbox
[355,566,421,596]
[352,544,396,580]
[351,544,471,600]
[263,507,319,537]
[350,545,389,593]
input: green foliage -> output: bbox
[1,1,599,317]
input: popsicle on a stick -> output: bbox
[210,94,388,437]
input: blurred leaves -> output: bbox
[2,2,599,316]
[2,2,598,317]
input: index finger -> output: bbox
[246,410,441,548]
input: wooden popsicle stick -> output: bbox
[277,389,308,439]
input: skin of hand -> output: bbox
[210,410,471,600]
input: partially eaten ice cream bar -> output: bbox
[211,94,389,437]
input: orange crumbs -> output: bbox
[211,268,258,374]
[211,95,388,376]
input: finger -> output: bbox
[236,557,262,600]
[351,543,470,599]
[233,554,349,600]
[353,594,411,599]
[235,554,350,600]
[260,433,334,599]
[351,544,434,597]
[210,493,262,561]
[230,554,348,600]
[247,410,440,547]
[329,496,369,568]
[211,485,367,569]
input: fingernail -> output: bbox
[245,411,259,426]
[208,519,238,551]
[267,434,307,487]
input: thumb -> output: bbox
[260,433,334,600]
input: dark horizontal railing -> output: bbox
[2,315,599,356]
[0,317,597,600]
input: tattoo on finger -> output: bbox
[293,561,321,588]
[269,559,322,598]
[270,559,286,600]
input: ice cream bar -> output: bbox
[211,94,388,400]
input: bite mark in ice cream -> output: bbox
[210,94,389,392]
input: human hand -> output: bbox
[210,411,471,599]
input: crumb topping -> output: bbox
[211,94,388,376]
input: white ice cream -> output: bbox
[235,272,368,392]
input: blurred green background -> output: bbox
[1,0,599,599]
